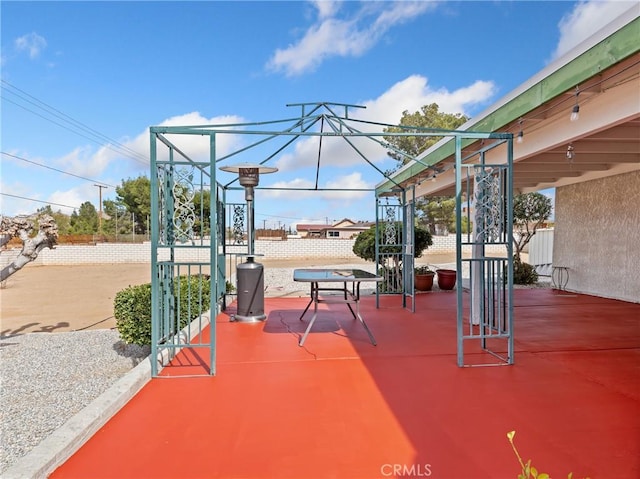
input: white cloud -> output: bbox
[133,111,245,164]
[0,180,42,216]
[552,0,638,60]
[56,146,112,178]
[275,74,496,172]
[262,172,371,202]
[264,178,317,199]
[0,181,89,217]
[15,32,47,59]
[267,1,437,76]
[322,172,371,200]
[47,184,96,215]
[54,111,245,178]
[311,0,341,20]
[360,75,495,125]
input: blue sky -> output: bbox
[1,0,635,229]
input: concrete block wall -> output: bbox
[0,234,503,267]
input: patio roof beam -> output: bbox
[377,16,640,193]
[525,153,640,163]
[513,163,611,172]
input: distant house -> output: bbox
[296,218,373,239]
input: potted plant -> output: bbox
[414,265,435,291]
[436,268,457,290]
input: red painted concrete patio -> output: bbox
[52,289,639,479]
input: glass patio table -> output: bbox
[293,269,382,346]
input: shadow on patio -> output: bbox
[51,289,639,479]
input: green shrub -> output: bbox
[513,259,539,285]
[377,265,402,293]
[114,275,211,346]
[352,223,433,263]
[113,283,152,346]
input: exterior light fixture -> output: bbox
[566,144,575,161]
[570,104,580,122]
[516,118,524,144]
[570,87,580,122]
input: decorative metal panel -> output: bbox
[473,167,504,244]
[172,166,196,244]
[231,204,246,245]
[157,166,167,245]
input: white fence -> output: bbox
[527,228,555,275]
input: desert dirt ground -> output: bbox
[0,253,458,337]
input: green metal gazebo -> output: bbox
[148,102,514,376]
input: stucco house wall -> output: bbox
[554,171,640,302]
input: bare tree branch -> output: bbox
[0,215,58,282]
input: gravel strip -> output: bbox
[0,330,149,473]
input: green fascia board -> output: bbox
[377,17,640,194]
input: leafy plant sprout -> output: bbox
[507,430,590,479]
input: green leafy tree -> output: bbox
[69,201,98,234]
[193,189,211,236]
[383,103,468,233]
[424,196,456,235]
[383,103,468,165]
[102,199,134,237]
[513,192,553,262]
[116,176,151,234]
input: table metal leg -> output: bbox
[298,280,376,346]
[342,281,356,319]
[552,266,570,290]
[354,282,376,345]
[356,314,377,345]
[299,293,319,346]
[298,283,315,320]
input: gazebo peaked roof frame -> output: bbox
[149,102,515,376]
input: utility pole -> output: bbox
[94,184,108,235]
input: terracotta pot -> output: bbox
[415,272,435,291]
[436,269,457,290]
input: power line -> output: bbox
[0,192,79,210]
[1,79,150,166]
[1,79,149,162]
[2,95,150,167]
[1,151,116,188]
